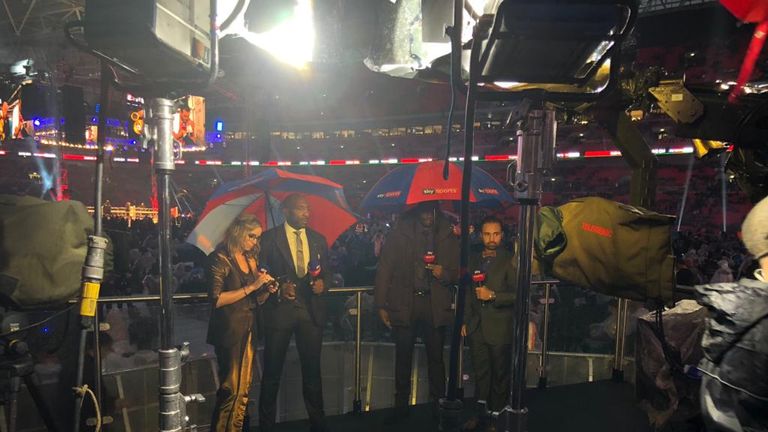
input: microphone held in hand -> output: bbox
[473,270,488,306]
[472,270,486,287]
[308,259,322,279]
[423,251,436,270]
[308,258,325,295]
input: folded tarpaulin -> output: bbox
[636,300,707,427]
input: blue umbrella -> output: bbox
[360,160,513,210]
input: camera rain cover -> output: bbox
[0,195,93,309]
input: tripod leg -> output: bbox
[22,373,59,432]
[0,404,7,432]
[8,376,18,432]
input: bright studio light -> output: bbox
[240,0,315,69]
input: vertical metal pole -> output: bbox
[720,152,728,232]
[505,202,535,429]
[500,109,556,432]
[612,298,629,381]
[446,13,490,403]
[676,153,695,232]
[537,284,552,389]
[153,98,176,349]
[93,63,108,237]
[152,98,185,432]
[440,15,490,432]
[73,60,110,432]
[457,328,465,398]
[93,306,102,405]
[353,291,363,414]
[455,286,465,399]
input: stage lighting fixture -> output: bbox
[366,0,492,78]
[476,0,635,98]
[367,0,636,99]
[83,0,214,80]
[217,0,251,35]
[240,0,315,68]
[10,59,34,77]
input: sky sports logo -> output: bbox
[422,188,458,195]
[376,191,402,198]
[477,188,499,195]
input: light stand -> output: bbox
[1,338,59,432]
[72,61,110,432]
[438,12,490,432]
[497,108,556,432]
[148,98,205,432]
[70,0,220,428]
[436,2,636,431]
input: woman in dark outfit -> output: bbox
[208,214,276,431]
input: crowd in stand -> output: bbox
[90,193,752,359]
[7,154,754,363]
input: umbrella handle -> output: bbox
[265,190,278,228]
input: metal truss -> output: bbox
[1,0,83,37]
[638,0,717,15]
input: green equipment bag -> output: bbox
[0,195,94,309]
[535,197,675,302]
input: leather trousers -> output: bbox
[210,331,255,431]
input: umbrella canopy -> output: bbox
[360,160,513,210]
[188,168,357,255]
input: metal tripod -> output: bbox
[496,108,556,432]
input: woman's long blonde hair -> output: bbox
[223,214,262,256]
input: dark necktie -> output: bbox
[295,230,306,277]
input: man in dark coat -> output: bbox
[375,202,459,420]
[258,194,332,432]
[462,215,517,431]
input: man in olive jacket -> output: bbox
[375,202,459,420]
[461,216,517,430]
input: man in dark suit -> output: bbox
[258,194,332,432]
[461,215,517,431]
[374,202,459,421]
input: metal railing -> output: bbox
[324,286,372,414]
[75,280,639,427]
[84,287,374,416]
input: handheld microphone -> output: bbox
[472,270,486,287]
[423,251,436,269]
[308,259,322,279]
[308,257,324,295]
[473,270,488,306]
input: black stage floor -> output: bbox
[261,380,653,432]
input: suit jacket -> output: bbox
[206,248,258,348]
[374,215,459,328]
[258,225,331,329]
[464,248,517,345]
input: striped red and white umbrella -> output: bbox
[187,168,357,255]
